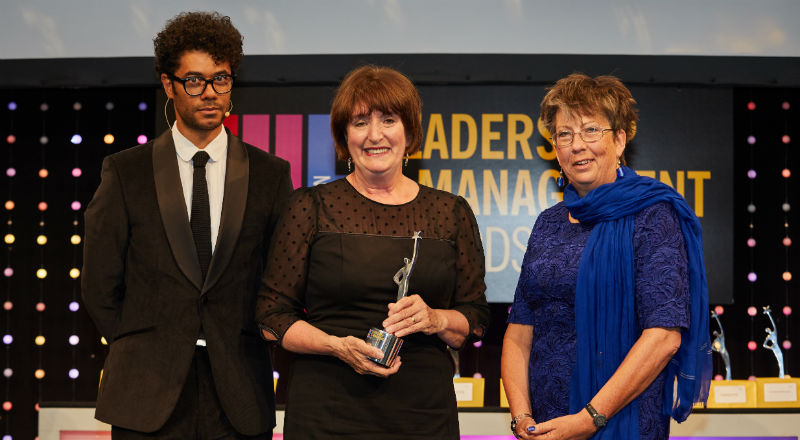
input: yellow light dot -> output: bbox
[36,235,47,245]
[36,269,47,279]
[3,234,14,244]
[69,268,80,279]
[34,369,45,379]
[100,337,108,346]
[784,271,793,281]
[104,134,115,144]
[34,336,45,346]
[4,201,13,210]
[70,235,82,245]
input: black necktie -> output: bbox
[191,151,212,282]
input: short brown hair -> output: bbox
[153,11,244,75]
[330,65,423,160]
[540,73,638,162]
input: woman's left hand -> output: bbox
[528,412,596,439]
[383,294,447,338]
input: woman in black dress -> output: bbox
[256,65,490,439]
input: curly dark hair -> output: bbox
[153,11,243,75]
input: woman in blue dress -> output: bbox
[501,74,711,440]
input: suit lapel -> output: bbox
[203,130,249,295]
[153,130,203,291]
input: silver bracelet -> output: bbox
[510,413,533,439]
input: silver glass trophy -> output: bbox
[365,231,422,367]
[762,306,785,378]
[711,310,732,380]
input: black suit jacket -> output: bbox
[82,129,292,434]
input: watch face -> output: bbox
[594,414,608,428]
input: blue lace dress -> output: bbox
[508,202,690,439]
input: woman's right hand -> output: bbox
[331,335,402,377]
[513,415,538,439]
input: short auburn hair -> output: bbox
[540,73,638,162]
[153,11,243,75]
[330,65,423,160]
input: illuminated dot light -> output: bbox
[35,302,45,312]
[748,375,757,381]
[273,371,280,380]
[4,234,15,244]
[714,374,723,381]
[137,134,148,144]
[138,102,147,111]
[5,135,15,144]
[747,238,756,247]
[747,272,757,282]
[783,271,793,281]
[100,337,108,345]
[784,306,793,316]
[103,134,115,144]
[38,201,48,211]
[71,201,81,211]
[747,101,756,111]
[782,135,791,144]
[2,401,11,411]
[784,237,793,247]
[6,168,15,177]
[4,201,13,210]
[747,169,757,179]
[38,168,48,178]
[70,235,81,245]
[2,368,11,378]
[747,306,758,317]
[36,268,47,279]
[783,169,792,178]
[72,167,82,177]
[72,102,82,111]
[2,267,11,277]
[747,204,756,213]
[782,101,791,110]
[36,235,47,245]
[2,335,12,345]
[7,102,17,111]
[784,340,793,350]
[70,134,82,145]
[472,372,483,379]
[782,203,791,212]
[747,341,757,351]
[35,335,46,346]
[473,340,483,348]
[105,101,115,111]
[3,302,11,311]
[747,135,756,145]
[68,335,79,345]
[2,434,9,440]
[34,369,45,379]
[68,369,79,379]
[714,305,724,315]
[39,102,48,112]
[68,301,80,312]
[39,135,48,145]
[69,268,81,279]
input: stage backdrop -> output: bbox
[159,84,733,303]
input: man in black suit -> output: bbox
[82,11,291,439]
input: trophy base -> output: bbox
[365,328,403,367]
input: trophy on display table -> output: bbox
[711,310,732,381]
[365,231,422,367]
[762,306,785,379]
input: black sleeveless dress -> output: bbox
[257,179,489,440]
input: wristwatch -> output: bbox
[584,403,607,429]
[510,413,532,439]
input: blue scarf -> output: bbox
[565,167,711,439]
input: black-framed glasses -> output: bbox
[167,73,234,96]
[554,126,614,148]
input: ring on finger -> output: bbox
[411,316,417,323]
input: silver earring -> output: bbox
[164,98,172,129]
[347,157,352,173]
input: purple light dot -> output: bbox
[68,335,79,346]
[2,434,10,440]
[3,268,12,277]
[747,135,756,145]
[747,169,756,179]
[71,201,81,211]
[7,102,17,111]
[68,368,79,379]
[273,371,280,379]
[747,306,757,316]
[747,238,756,247]
[72,168,82,177]
[473,340,483,348]
[748,375,756,381]
[2,335,12,345]
[783,340,792,350]
[137,134,148,144]
[138,102,148,111]
[472,372,483,379]
[747,272,757,282]
[2,368,11,378]
[5,168,15,177]
[70,134,83,145]
[68,301,80,312]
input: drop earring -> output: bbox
[347,157,352,173]
[556,169,565,188]
[616,160,625,178]
[224,101,233,118]
[404,153,409,167]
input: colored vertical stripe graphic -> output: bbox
[275,114,303,189]
[222,114,239,136]
[243,115,270,153]
[306,114,345,187]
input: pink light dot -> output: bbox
[6,168,15,177]
[70,201,81,211]
[714,374,723,381]
[747,341,757,351]
[714,305,724,315]
[782,168,791,178]
[747,306,758,317]
[2,401,11,411]
[68,369,79,379]
[137,134,148,144]
[35,302,45,312]
[2,301,11,311]
[782,135,791,144]
[6,135,15,144]
[748,375,757,381]
[472,372,483,379]
[784,306,792,316]
[747,101,756,111]
[782,101,791,110]
[783,237,792,247]
[71,168,82,177]
[747,238,756,247]
[747,135,756,145]
[473,340,483,348]
[747,272,757,282]
[37,202,48,212]
[3,268,13,277]
[783,340,792,350]
[747,169,757,179]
